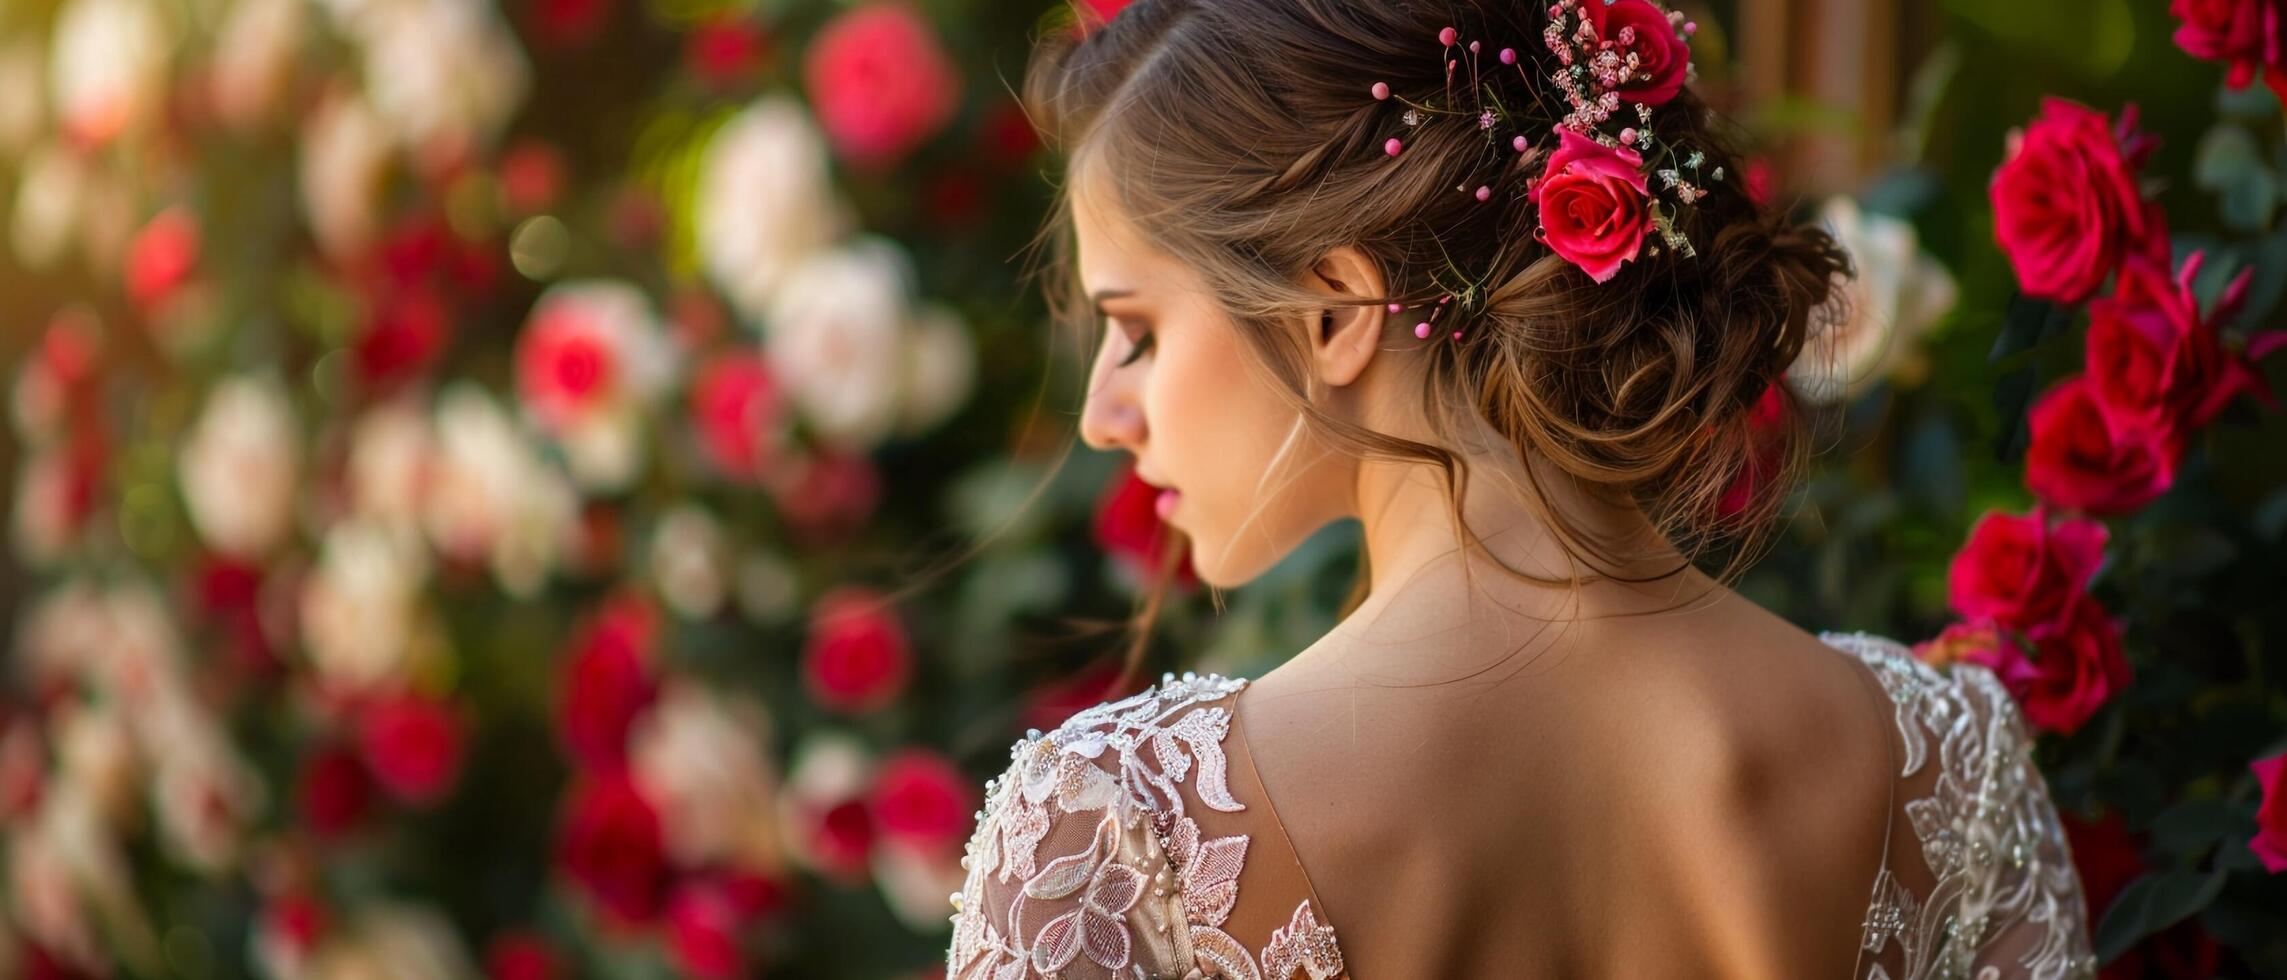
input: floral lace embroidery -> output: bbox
[946,671,1347,980]
[1817,631,2099,980]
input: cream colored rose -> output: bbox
[179,375,301,559]
[1787,196,1958,405]
[697,96,853,322]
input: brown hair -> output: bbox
[1011,0,1853,681]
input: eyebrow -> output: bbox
[1089,288,1135,314]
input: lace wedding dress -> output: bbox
[945,631,2098,979]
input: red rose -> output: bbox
[807,797,877,881]
[483,931,563,980]
[354,288,449,395]
[516,296,622,430]
[1583,0,1690,106]
[125,206,200,312]
[1947,509,2107,630]
[688,16,766,89]
[1989,98,2159,303]
[664,876,758,979]
[690,352,789,484]
[2025,376,2181,515]
[555,772,670,927]
[558,598,661,770]
[769,450,882,545]
[802,2,961,169]
[2088,251,2282,441]
[296,745,372,839]
[869,748,976,854]
[1093,462,1199,591]
[802,587,912,713]
[358,692,466,806]
[2253,751,2287,873]
[1963,597,2130,736]
[2171,0,2287,95]
[1532,129,1650,284]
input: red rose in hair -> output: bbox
[1961,597,2130,736]
[555,772,669,927]
[802,587,912,713]
[358,692,466,806]
[1715,382,1787,519]
[1583,0,1690,106]
[1094,463,1198,590]
[2253,750,2287,873]
[2171,0,2287,100]
[1989,98,2160,303]
[2024,376,2181,515]
[1946,509,2107,630]
[2087,252,2286,442]
[1532,129,1650,284]
[558,597,661,771]
[802,2,961,168]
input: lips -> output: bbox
[1154,488,1181,521]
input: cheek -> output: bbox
[1147,326,1292,495]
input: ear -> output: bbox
[1304,245,1387,388]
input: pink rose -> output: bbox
[689,352,789,483]
[802,587,912,714]
[2025,375,2181,515]
[1583,0,1690,106]
[1962,596,2131,736]
[2252,751,2287,872]
[2171,0,2287,94]
[358,692,466,806]
[2087,251,2286,441]
[1532,129,1650,284]
[1989,98,2160,303]
[1946,509,2107,630]
[802,2,960,168]
[555,772,669,928]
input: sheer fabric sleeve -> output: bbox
[946,673,1297,980]
[1831,631,2099,980]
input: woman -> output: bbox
[946,0,2097,976]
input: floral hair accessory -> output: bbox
[1366,0,1714,297]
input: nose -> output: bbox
[1078,325,1145,452]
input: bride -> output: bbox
[946,0,2096,976]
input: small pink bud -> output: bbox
[1474,185,1492,202]
[1414,322,1432,339]
[1683,21,1698,35]
[1469,40,1481,54]
[1439,26,1457,46]
[1386,303,1403,313]
[1513,135,1528,152]
[1371,81,1390,100]
[1385,138,1403,156]
[1451,330,1462,339]
[1619,127,1637,145]
[1499,47,1517,64]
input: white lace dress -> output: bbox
[944,631,2099,979]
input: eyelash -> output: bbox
[1111,321,1154,367]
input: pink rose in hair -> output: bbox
[1532,129,1651,284]
[1989,98,2160,304]
[1584,0,1690,106]
[2170,0,2287,97]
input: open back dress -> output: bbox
[944,630,2098,979]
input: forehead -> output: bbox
[1069,156,1165,289]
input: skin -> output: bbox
[1068,154,1905,976]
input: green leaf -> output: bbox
[2092,866,2231,963]
[1941,0,2133,78]
[1991,294,2063,363]
[2194,124,2279,233]
[2147,798,2252,858]
[1993,367,2039,463]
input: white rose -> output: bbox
[697,96,852,321]
[334,0,527,167]
[1787,196,1958,405]
[179,375,300,559]
[346,397,432,542]
[48,0,170,146]
[765,237,914,451]
[630,679,780,868]
[0,39,44,158]
[423,384,572,598]
[211,0,306,131]
[300,88,393,261]
[648,504,727,619]
[300,519,427,694]
[10,141,87,270]
[897,302,976,438]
